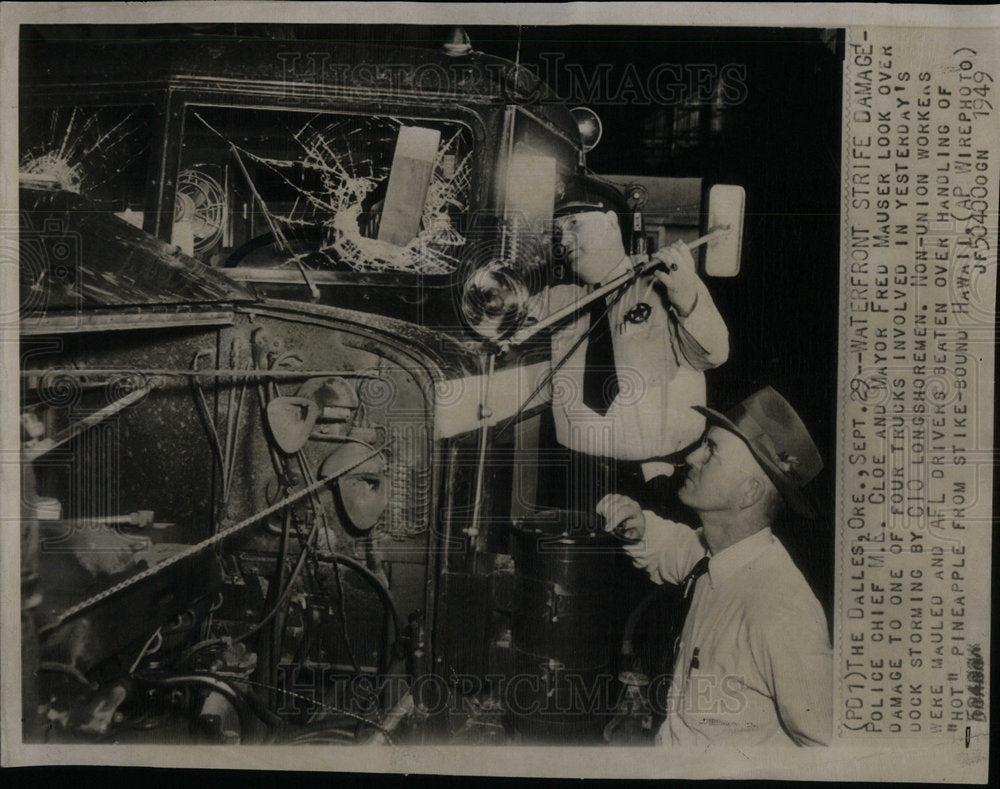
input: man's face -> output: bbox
[678,425,764,513]
[554,209,625,285]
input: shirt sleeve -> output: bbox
[623,512,706,586]
[671,277,729,370]
[752,594,834,746]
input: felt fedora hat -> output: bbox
[694,387,823,519]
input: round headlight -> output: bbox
[570,107,603,153]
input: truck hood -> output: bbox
[19,185,256,316]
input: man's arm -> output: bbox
[652,240,729,370]
[672,277,730,370]
[624,512,706,586]
[597,494,705,586]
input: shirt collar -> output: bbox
[705,527,775,588]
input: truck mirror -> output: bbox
[704,184,745,277]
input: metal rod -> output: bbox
[508,267,635,346]
[230,143,287,250]
[363,691,414,746]
[223,360,252,504]
[466,352,496,539]
[493,284,630,442]
[230,143,319,300]
[190,352,227,483]
[23,384,154,461]
[223,339,239,499]
[22,368,382,380]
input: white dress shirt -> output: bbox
[542,258,729,461]
[625,513,833,747]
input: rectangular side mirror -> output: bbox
[704,184,745,277]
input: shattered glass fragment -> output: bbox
[20,106,152,209]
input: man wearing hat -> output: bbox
[597,387,832,747]
[542,174,729,509]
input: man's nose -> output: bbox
[685,442,706,466]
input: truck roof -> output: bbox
[21,35,581,143]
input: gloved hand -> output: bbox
[652,240,699,317]
[597,493,646,542]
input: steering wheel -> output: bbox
[223,228,327,268]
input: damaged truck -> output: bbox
[17,27,743,745]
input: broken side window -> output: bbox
[19,104,154,228]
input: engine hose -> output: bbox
[277,718,359,744]
[180,638,230,665]
[231,542,399,716]
[313,552,401,677]
[297,450,362,675]
[234,519,318,645]
[132,673,259,743]
[239,683,287,729]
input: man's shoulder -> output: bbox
[742,540,824,617]
[543,282,587,314]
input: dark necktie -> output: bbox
[582,297,619,416]
[672,555,710,660]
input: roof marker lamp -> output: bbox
[570,107,603,163]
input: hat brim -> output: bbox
[553,201,610,217]
[693,405,818,519]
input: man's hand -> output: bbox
[652,240,699,317]
[596,493,646,542]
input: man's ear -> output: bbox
[739,476,766,510]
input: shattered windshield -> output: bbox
[176,106,475,274]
